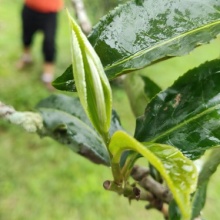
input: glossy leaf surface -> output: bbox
[36,94,122,137]
[135,59,220,160]
[36,94,123,166]
[109,131,197,220]
[38,108,110,166]
[53,0,220,91]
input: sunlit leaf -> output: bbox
[135,59,220,160]
[109,131,198,220]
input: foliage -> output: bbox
[51,0,220,219]
[1,0,220,219]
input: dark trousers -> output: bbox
[21,5,57,62]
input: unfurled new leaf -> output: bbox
[67,11,112,142]
[109,131,198,220]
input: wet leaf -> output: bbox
[135,59,220,160]
[54,0,220,91]
[36,94,123,137]
[109,131,198,220]
[38,108,110,166]
[36,94,123,166]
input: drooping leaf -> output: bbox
[191,148,220,219]
[36,94,91,125]
[191,182,208,220]
[135,59,220,160]
[67,11,112,141]
[38,108,110,166]
[36,94,123,137]
[109,131,198,220]
[35,94,123,166]
[54,0,220,91]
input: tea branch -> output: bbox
[0,101,43,133]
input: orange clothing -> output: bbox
[25,0,63,13]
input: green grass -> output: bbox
[0,0,220,219]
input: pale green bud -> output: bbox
[67,11,112,142]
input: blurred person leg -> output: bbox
[17,4,37,69]
[41,11,57,90]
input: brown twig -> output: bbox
[131,165,172,203]
[130,165,172,220]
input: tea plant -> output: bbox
[1,0,220,219]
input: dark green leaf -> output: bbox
[36,94,91,125]
[52,65,76,92]
[38,108,110,165]
[36,94,123,165]
[141,75,162,100]
[55,0,220,91]
[169,200,181,220]
[90,0,220,78]
[36,94,122,137]
[135,59,220,160]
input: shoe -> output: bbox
[16,56,33,70]
[41,73,55,91]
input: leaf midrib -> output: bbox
[104,20,220,71]
[149,104,220,143]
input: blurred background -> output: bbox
[0,0,220,219]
